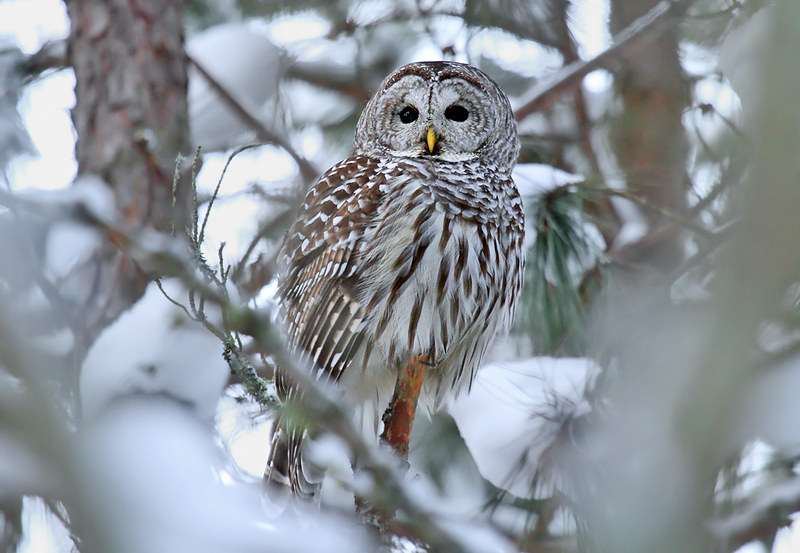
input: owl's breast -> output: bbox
[353,171,523,404]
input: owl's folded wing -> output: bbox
[277,155,389,384]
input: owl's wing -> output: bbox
[277,155,391,384]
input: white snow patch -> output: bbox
[18,497,74,553]
[80,279,228,420]
[265,12,331,45]
[188,22,283,151]
[45,222,101,279]
[612,220,649,249]
[7,69,76,191]
[449,357,599,498]
[513,163,583,197]
[216,392,271,478]
[308,434,357,510]
[74,398,370,553]
[0,0,68,54]
[568,0,611,59]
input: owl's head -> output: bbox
[353,61,519,172]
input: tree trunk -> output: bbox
[608,0,688,270]
[65,0,190,350]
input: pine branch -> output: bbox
[520,184,599,354]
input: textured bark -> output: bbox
[65,0,190,342]
[609,0,688,270]
[553,2,624,248]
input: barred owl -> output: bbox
[267,61,525,497]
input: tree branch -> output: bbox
[514,0,687,121]
[380,355,428,460]
[187,54,320,186]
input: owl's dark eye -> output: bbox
[445,104,469,122]
[399,106,419,124]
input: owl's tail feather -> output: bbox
[264,420,321,512]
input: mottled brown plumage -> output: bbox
[266,61,524,498]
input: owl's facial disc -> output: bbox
[353,61,518,170]
[371,75,497,161]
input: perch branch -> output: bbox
[380,355,428,459]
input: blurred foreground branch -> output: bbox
[0,182,498,553]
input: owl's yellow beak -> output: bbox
[426,127,437,153]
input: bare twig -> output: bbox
[604,188,713,239]
[19,40,68,80]
[230,205,295,287]
[198,143,263,247]
[285,62,371,103]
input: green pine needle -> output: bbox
[518,184,602,355]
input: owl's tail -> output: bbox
[264,418,322,509]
